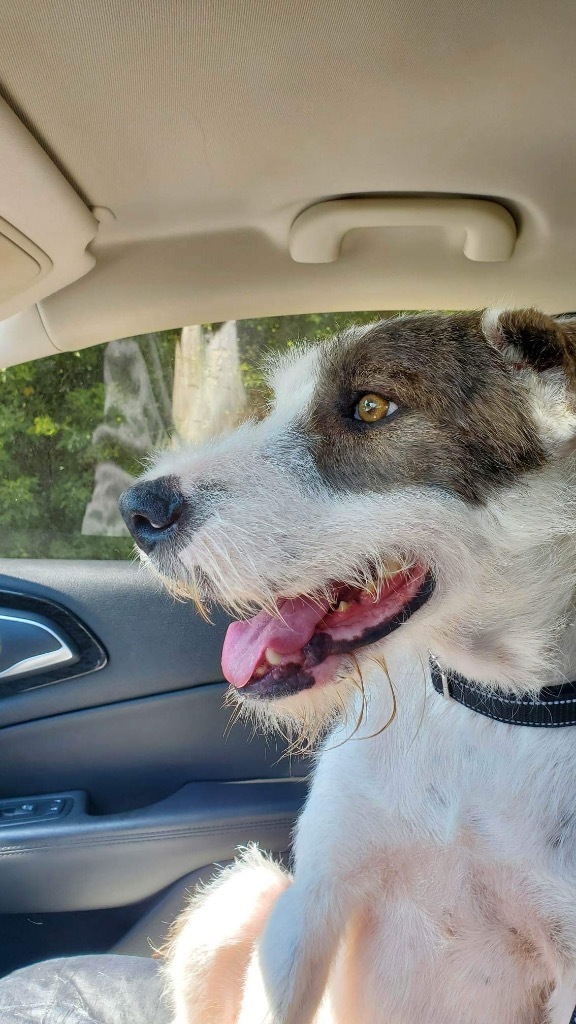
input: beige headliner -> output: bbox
[0,0,576,363]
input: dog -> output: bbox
[120,308,576,1024]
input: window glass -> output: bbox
[0,311,396,558]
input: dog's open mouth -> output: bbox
[221,563,434,700]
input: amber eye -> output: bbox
[354,393,397,423]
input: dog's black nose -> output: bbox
[119,476,186,554]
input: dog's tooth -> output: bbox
[336,600,350,613]
[254,664,267,678]
[265,648,284,666]
[384,558,404,576]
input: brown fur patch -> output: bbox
[500,309,576,383]
[301,312,547,503]
[506,926,541,964]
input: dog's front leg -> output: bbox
[238,761,360,1024]
[238,875,345,1024]
[165,849,292,1024]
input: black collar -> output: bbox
[429,657,576,727]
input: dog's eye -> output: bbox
[354,393,398,423]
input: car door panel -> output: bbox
[0,780,305,913]
[0,685,303,811]
[0,560,238,723]
[0,559,309,976]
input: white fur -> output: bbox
[151,311,576,1023]
[481,306,506,347]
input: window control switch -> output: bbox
[0,795,72,826]
[1,806,33,818]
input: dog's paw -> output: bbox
[163,846,291,1024]
[237,879,341,1024]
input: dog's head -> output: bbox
[120,309,576,731]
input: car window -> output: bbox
[0,312,398,559]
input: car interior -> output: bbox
[0,0,575,985]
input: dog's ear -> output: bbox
[482,308,576,383]
[482,308,576,453]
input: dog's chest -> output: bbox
[300,677,576,1022]
[316,826,566,1022]
[311,674,576,869]
[336,851,559,1024]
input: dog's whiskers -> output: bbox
[363,655,398,740]
[223,701,244,742]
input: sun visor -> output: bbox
[0,97,97,323]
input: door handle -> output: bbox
[0,609,78,681]
[289,196,517,264]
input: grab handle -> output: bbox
[289,197,517,264]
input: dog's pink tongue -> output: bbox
[222,597,329,688]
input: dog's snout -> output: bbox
[119,476,185,553]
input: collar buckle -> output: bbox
[429,653,451,700]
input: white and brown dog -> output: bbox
[120,309,576,1024]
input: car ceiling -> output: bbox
[0,0,575,364]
